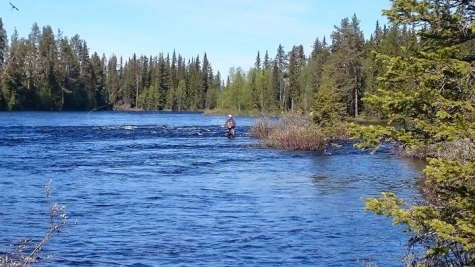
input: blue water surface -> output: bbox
[0,111,424,267]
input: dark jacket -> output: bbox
[225,118,236,129]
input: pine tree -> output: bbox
[38,25,60,109]
[90,52,106,109]
[313,57,346,126]
[255,51,261,70]
[321,15,365,118]
[287,45,306,111]
[263,50,270,70]
[158,53,170,109]
[275,44,287,110]
[57,37,74,109]
[3,28,28,110]
[201,52,211,109]
[0,18,6,69]
[106,56,118,106]
[271,60,280,110]
[79,40,95,109]
[307,36,330,113]
[0,18,8,110]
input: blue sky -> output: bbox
[2,0,390,77]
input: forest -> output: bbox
[0,20,223,112]
[0,13,443,117]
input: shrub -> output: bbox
[248,117,277,139]
[265,124,326,151]
[250,115,348,151]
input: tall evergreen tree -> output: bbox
[255,51,261,70]
[263,50,270,70]
[322,15,365,118]
[38,25,60,109]
[275,44,287,110]
[287,45,306,111]
[201,52,211,109]
[3,28,26,110]
[307,36,330,110]
[351,1,475,265]
[90,52,107,109]
[0,18,7,69]
[0,18,8,110]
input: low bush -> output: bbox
[249,117,278,139]
[250,115,348,151]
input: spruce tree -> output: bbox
[351,1,475,265]
[263,50,270,70]
[287,45,305,111]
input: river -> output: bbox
[0,111,423,267]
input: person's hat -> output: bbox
[228,114,232,118]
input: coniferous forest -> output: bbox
[0,14,427,116]
[0,20,223,112]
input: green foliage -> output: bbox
[213,11,439,120]
[351,0,475,266]
[312,64,347,127]
[0,22,221,111]
[287,45,306,111]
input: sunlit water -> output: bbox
[0,112,424,267]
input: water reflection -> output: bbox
[310,145,424,199]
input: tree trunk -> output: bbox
[135,76,139,108]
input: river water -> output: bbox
[0,112,423,267]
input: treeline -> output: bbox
[0,14,423,115]
[3,13,473,117]
[0,20,223,111]
[220,13,475,120]
[220,14,419,117]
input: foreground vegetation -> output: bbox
[0,180,67,267]
[348,0,475,266]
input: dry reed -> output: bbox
[250,115,348,151]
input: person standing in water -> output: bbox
[223,114,236,138]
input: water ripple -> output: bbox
[0,112,423,267]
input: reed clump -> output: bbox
[248,116,278,139]
[250,115,348,151]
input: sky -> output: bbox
[1,0,390,77]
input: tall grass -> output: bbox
[250,115,348,151]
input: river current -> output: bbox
[0,111,423,267]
